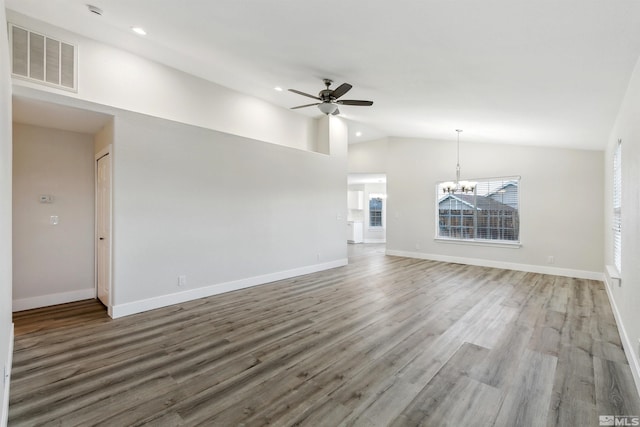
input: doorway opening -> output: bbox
[347,173,387,257]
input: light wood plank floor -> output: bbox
[9,249,640,426]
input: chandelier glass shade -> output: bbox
[442,129,476,194]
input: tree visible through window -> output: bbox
[437,177,520,242]
[369,196,383,227]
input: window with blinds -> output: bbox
[436,177,520,243]
[369,196,383,227]
[613,139,622,273]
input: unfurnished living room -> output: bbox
[1,1,640,426]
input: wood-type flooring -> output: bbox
[9,249,640,426]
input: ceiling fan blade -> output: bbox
[331,83,352,99]
[288,89,321,100]
[336,100,374,106]
[331,108,341,116]
[291,103,320,109]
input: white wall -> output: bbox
[348,138,389,173]
[0,0,13,423]
[349,137,604,277]
[110,112,348,316]
[6,11,317,152]
[12,124,95,310]
[1,12,352,318]
[604,56,640,396]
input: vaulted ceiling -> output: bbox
[6,0,640,149]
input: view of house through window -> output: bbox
[369,195,383,227]
[437,177,520,242]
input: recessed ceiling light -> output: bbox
[274,87,283,92]
[87,5,103,16]
[355,131,363,137]
[131,27,147,36]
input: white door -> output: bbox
[96,153,111,306]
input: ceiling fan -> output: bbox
[289,79,373,115]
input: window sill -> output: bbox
[434,237,522,249]
[606,264,621,280]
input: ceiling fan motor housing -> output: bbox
[319,89,334,101]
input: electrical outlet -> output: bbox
[547,256,555,264]
[178,275,186,287]
[415,243,421,250]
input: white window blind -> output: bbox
[369,194,384,227]
[436,176,520,243]
[613,139,622,273]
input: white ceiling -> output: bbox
[6,0,640,149]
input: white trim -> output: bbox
[95,145,113,313]
[364,238,386,244]
[385,249,604,281]
[434,237,521,249]
[606,264,621,281]
[603,274,640,400]
[1,324,14,427]
[12,288,96,312]
[110,259,348,319]
[95,145,110,161]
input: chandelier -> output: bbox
[442,129,476,194]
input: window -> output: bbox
[436,177,520,243]
[369,195,383,227]
[613,139,622,273]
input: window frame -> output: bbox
[613,139,622,274]
[368,194,385,228]
[434,176,521,247]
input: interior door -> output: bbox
[96,153,111,306]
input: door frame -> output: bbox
[95,145,113,316]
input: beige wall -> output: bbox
[94,119,114,154]
[13,123,95,309]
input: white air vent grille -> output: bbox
[9,24,77,91]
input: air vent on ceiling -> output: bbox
[9,23,77,91]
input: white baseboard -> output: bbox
[385,249,604,281]
[12,288,96,312]
[1,323,14,427]
[603,274,640,399]
[364,239,386,244]
[111,259,348,319]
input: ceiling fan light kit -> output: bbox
[318,103,338,115]
[289,79,373,115]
